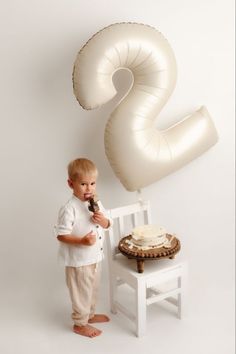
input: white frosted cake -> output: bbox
[131,224,167,248]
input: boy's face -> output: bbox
[68,174,97,201]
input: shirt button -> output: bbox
[99,236,102,240]
[96,225,99,228]
[100,248,103,251]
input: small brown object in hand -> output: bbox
[88,197,99,212]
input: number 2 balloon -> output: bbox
[73,23,218,192]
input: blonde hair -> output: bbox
[67,158,98,181]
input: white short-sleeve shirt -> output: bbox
[55,195,111,267]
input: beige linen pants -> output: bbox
[65,263,101,326]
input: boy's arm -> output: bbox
[57,231,96,246]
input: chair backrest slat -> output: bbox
[118,216,125,237]
[131,213,138,228]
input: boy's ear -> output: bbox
[67,179,73,189]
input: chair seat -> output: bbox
[114,253,185,276]
[113,253,186,288]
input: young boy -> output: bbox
[55,158,112,338]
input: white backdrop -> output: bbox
[0,1,234,353]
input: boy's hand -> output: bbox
[81,231,96,246]
[91,211,109,229]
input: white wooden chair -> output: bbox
[105,200,187,337]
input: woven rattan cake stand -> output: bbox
[118,234,181,273]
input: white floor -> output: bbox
[1,258,234,354]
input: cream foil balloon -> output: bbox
[73,23,218,191]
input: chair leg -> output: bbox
[135,281,146,337]
[110,275,118,314]
[177,276,182,319]
[178,264,188,319]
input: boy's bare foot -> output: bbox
[88,314,110,323]
[73,324,102,338]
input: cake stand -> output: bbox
[118,234,181,273]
